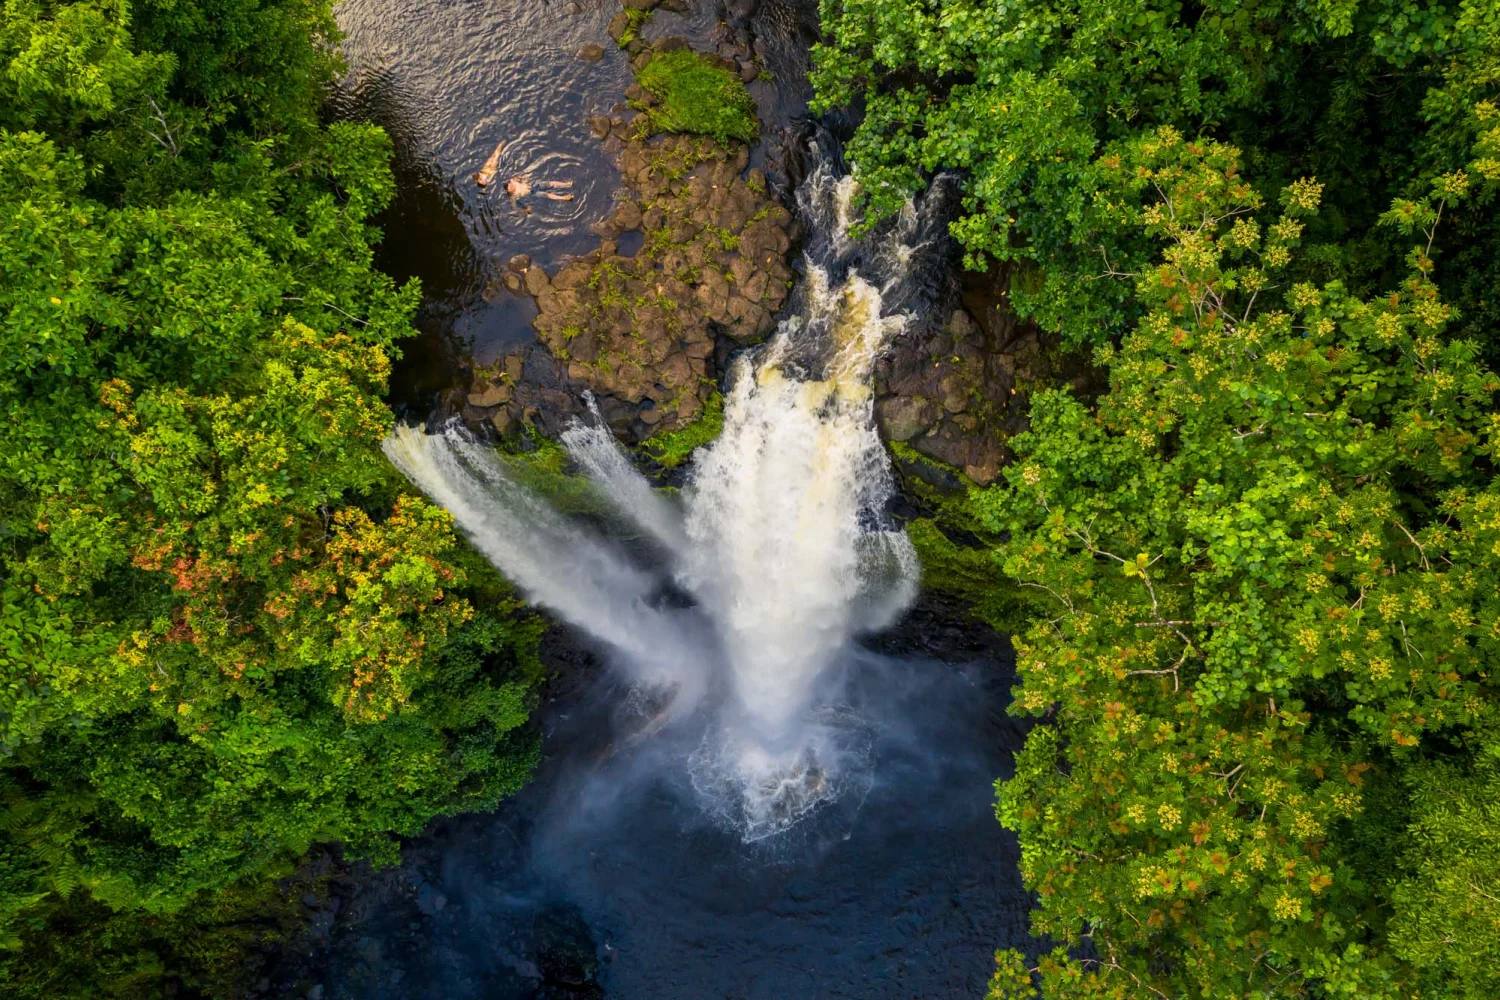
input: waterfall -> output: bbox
[383,147,952,840]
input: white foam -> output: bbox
[383,157,932,839]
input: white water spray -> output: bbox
[384,155,950,840]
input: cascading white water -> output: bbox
[383,152,949,840]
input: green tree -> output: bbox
[813,0,1500,353]
[975,130,1499,998]
[0,0,541,991]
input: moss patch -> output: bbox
[635,50,758,145]
[642,390,724,467]
[499,436,609,516]
[616,7,651,47]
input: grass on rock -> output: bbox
[642,391,724,467]
[636,50,758,145]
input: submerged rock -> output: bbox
[531,906,602,998]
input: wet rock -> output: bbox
[552,262,592,291]
[653,36,689,54]
[587,115,612,140]
[513,132,796,442]
[523,266,551,297]
[508,253,532,273]
[938,370,970,413]
[610,199,642,231]
[467,379,512,408]
[622,0,657,9]
[876,396,940,442]
[414,883,447,916]
[874,303,1056,486]
[575,43,606,63]
[725,0,757,26]
[607,12,629,42]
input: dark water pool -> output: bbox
[285,619,1033,1000]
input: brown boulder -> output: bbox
[491,407,519,438]
[876,396,940,442]
[611,200,643,231]
[523,266,551,296]
[551,263,593,291]
[467,380,513,408]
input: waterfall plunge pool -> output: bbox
[280,1,1040,995]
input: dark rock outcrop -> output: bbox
[464,110,795,444]
[874,301,1050,486]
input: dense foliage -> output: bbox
[982,133,1499,998]
[0,0,539,992]
[816,0,1500,996]
[813,0,1500,354]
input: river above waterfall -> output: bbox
[329,0,820,386]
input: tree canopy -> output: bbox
[816,1,1500,995]
[982,132,1499,998]
[0,0,539,992]
[814,0,1500,353]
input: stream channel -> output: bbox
[266,1,1036,996]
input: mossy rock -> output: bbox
[641,391,724,467]
[635,49,758,145]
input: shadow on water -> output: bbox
[289,606,1033,1000]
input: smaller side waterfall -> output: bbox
[384,148,954,840]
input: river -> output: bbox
[266,2,1036,997]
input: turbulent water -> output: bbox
[384,151,951,841]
